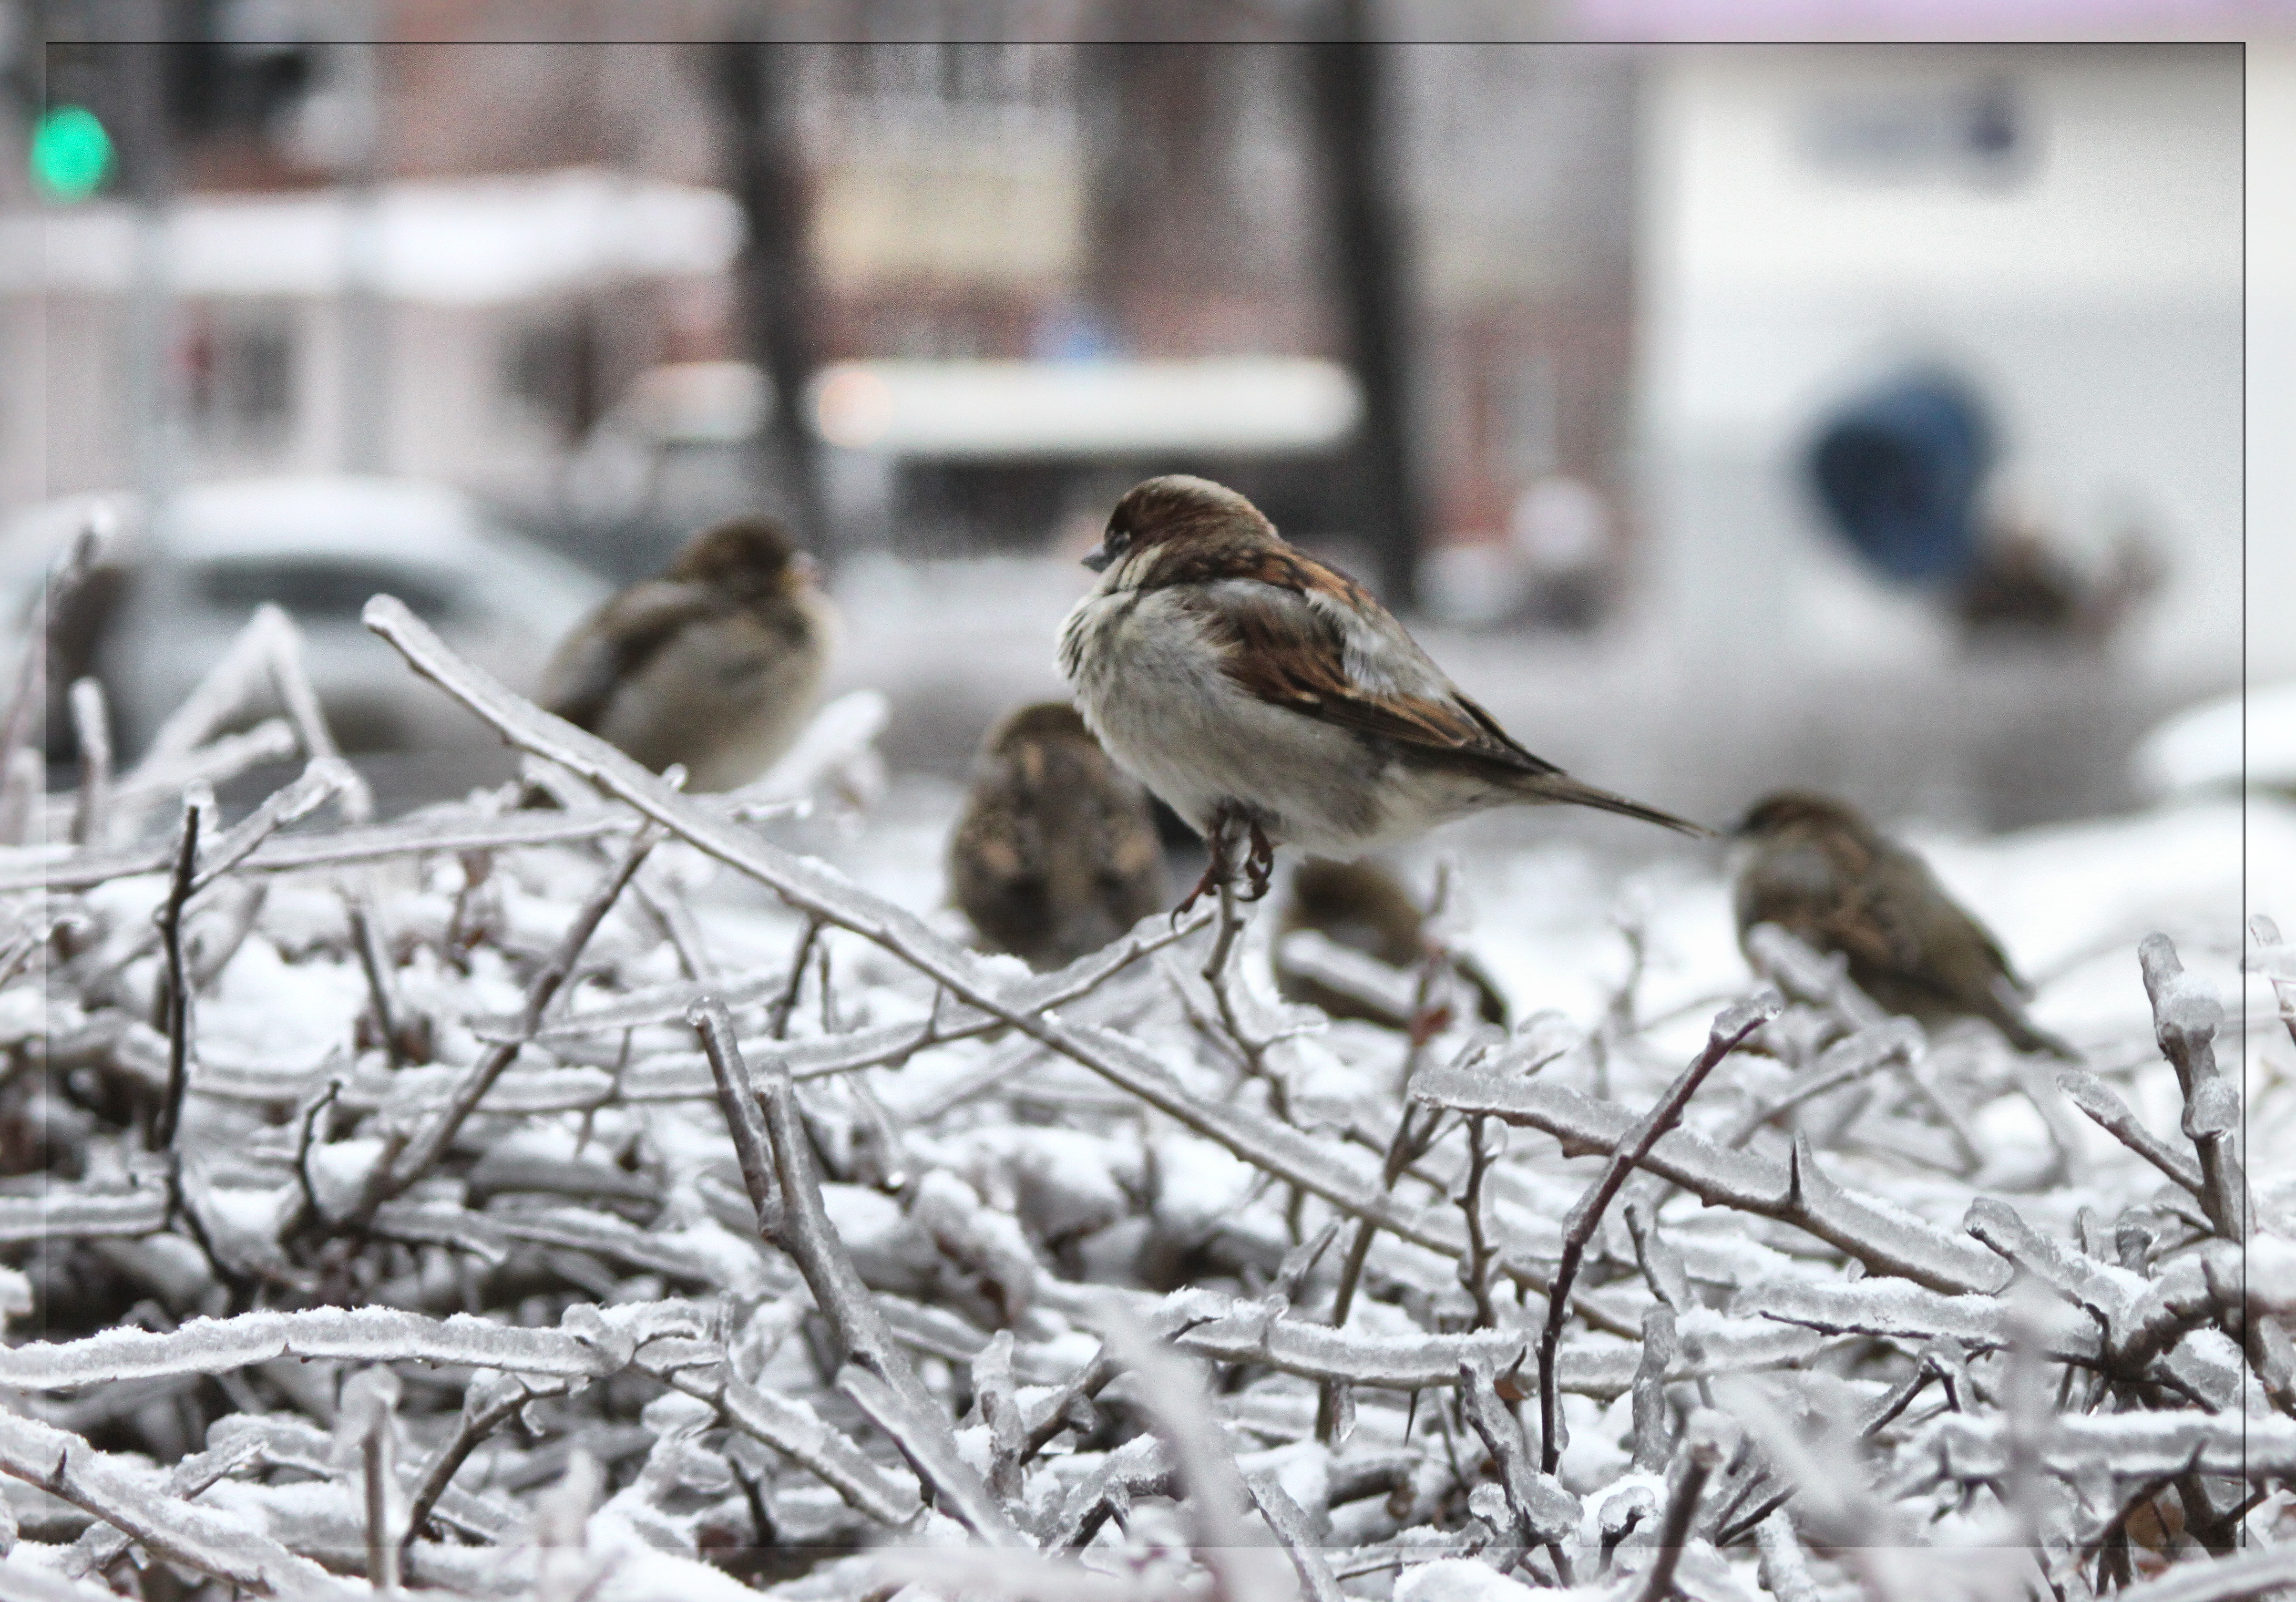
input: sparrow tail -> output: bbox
[1520,772,1711,837]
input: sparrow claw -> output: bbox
[1172,861,1222,925]
[1174,805,1269,920]
[1241,821,1276,902]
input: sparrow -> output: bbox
[948,701,1170,969]
[1731,790,2075,1057]
[1057,475,1704,907]
[1276,856,1508,1029]
[536,516,836,792]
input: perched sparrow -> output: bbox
[537,517,836,792]
[948,701,1169,969]
[1058,475,1703,905]
[1276,856,1508,1029]
[1731,790,2074,1057]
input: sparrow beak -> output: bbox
[1081,547,1112,573]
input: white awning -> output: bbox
[0,167,743,304]
[806,357,1361,458]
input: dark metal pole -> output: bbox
[719,39,827,554]
[1309,1,1423,610]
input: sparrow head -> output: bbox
[1734,789,1872,841]
[670,516,814,598]
[982,700,1096,757]
[1083,475,1280,577]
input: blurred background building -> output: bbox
[0,3,2267,831]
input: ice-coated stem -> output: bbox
[1537,995,1775,1474]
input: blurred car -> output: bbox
[1,476,609,762]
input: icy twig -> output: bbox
[1736,1275,2102,1363]
[67,678,110,849]
[44,718,299,856]
[363,597,1474,1256]
[1636,1412,1733,1602]
[1053,1433,1171,1549]
[2138,933,2247,1239]
[0,1408,353,1599]
[1018,1290,1227,1465]
[62,1428,265,1579]
[2251,914,2296,1054]
[692,1000,1022,1544]
[1201,878,1283,1094]
[1176,1297,1816,1395]
[770,915,823,1039]
[1630,1305,1679,1471]
[1919,1409,2295,1481]
[1746,921,1890,1030]
[1536,996,1776,1473]
[347,821,661,1224]
[1244,1466,1346,1602]
[2056,1067,2206,1195]
[399,1369,540,1550]
[0,1183,170,1245]
[651,1349,921,1525]
[1719,1018,1922,1149]
[692,998,784,1234]
[192,759,354,891]
[1458,1361,1577,1563]
[339,1367,400,1593]
[1100,1319,1294,1602]
[347,898,403,1067]
[0,1301,696,1390]
[1415,1062,2006,1293]
[7,797,781,896]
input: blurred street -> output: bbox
[0,14,2262,839]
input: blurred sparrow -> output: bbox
[1731,790,2075,1058]
[948,701,1169,969]
[1277,856,1508,1029]
[537,516,836,792]
[1058,475,1703,908]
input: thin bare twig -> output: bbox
[1635,1412,1733,1602]
[346,822,662,1224]
[347,901,404,1069]
[1536,997,1776,1473]
[771,915,823,1039]
[150,796,202,1153]
[401,1374,537,1552]
[692,999,782,1235]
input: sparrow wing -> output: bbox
[536,580,721,732]
[1173,554,1562,777]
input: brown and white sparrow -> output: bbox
[1732,790,2075,1057]
[1276,856,1508,1030]
[947,701,1170,970]
[1058,475,1703,905]
[536,516,836,792]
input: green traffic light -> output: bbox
[31,105,113,200]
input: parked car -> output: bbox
[1,476,609,763]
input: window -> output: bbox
[197,558,458,622]
[182,304,296,448]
